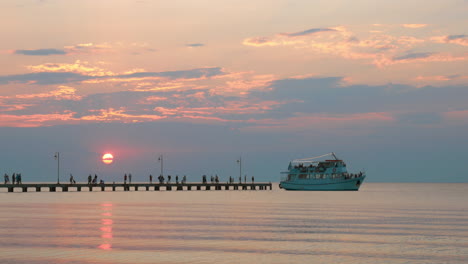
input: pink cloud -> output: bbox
[443,110,468,124]
[415,75,466,81]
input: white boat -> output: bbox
[279,153,366,191]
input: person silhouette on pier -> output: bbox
[124,174,127,184]
[88,175,92,185]
[244,175,246,184]
[176,175,179,184]
[239,176,241,184]
[17,174,22,184]
[12,173,15,185]
[202,175,207,184]
[167,175,171,184]
[183,175,186,184]
[4,174,8,184]
[252,176,254,183]
[69,174,75,184]
[149,174,153,184]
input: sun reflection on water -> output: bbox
[99,203,113,250]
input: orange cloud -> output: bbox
[80,108,166,123]
[27,60,115,76]
[376,53,468,67]
[0,112,76,127]
[402,24,428,28]
[431,35,468,46]
[15,86,82,101]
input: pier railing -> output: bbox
[0,182,272,193]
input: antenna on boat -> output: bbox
[331,152,338,160]
[293,152,341,163]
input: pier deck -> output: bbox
[0,182,272,192]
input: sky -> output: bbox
[0,0,467,183]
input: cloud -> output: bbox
[0,66,226,85]
[415,75,466,81]
[431,34,468,46]
[14,49,67,56]
[10,42,157,57]
[186,43,204,47]
[27,60,113,76]
[15,86,81,101]
[242,25,468,68]
[377,52,468,67]
[402,24,428,28]
[1,72,467,130]
[243,27,337,47]
[280,28,336,37]
[0,72,89,85]
[393,52,434,61]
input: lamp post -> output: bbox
[158,155,163,177]
[237,156,242,180]
[54,152,60,184]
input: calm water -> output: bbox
[0,183,467,264]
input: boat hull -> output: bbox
[279,176,365,191]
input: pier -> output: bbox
[0,182,272,193]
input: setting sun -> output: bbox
[102,153,113,165]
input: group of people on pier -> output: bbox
[87,174,105,185]
[3,173,22,184]
[155,175,187,184]
[203,175,254,184]
[4,172,258,186]
[124,174,132,184]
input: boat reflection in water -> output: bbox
[279,153,366,191]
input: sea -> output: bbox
[0,183,467,264]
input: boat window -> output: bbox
[287,174,294,181]
[298,174,307,179]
